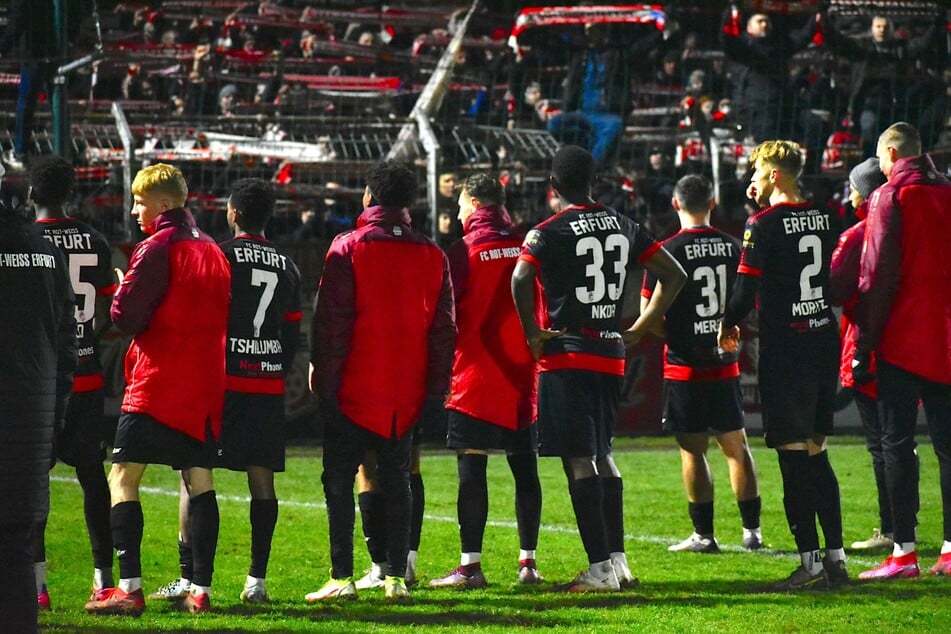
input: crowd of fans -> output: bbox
[0,1,947,244]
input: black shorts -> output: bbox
[758,330,839,448]
[536,369,620,459]
[446,409,537,453]
[57,390,116,467]
[413,404,448,447]
[218,392,286,472]
[662,377,745,435]
[112,412,218,470]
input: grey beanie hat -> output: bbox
[849,157,887,199]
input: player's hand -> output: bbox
[851,348,875,385]
[718,322,741,353]
[527,327,565,361]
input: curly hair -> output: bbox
[551,145,596,192]
[749,140,804,179]
[131,163,188,207]
[365,160,417,209]
[29,154,75,206]
[461,173,504,206]
[229,178,275,232]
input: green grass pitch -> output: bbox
[40,436,951,632]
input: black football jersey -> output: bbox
[643,227,740,377]
[520,203,658,372]
[738,201,837,337]
[38,217,115,385]
[219,235,302,391]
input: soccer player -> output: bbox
[854,122,951,579]
[718,140,846,590]
[308,160,455,601]
[85,164,230,615]
[641,174,762,554]
[30,156,117,607]
[218,178,302,601]
[429,174,542,589]
[0,179,76,634]
[512,145,686,592]
[828,158,894,552]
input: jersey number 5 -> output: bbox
[68,253,98,325]
[575,234,630,304]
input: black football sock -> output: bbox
[809,451,844,551]
[111,501,143,580]
[358,490,387,564]
[381,465,411,578]
[777,450,820,554]
[569,476,609,564]
[33,517,46,564]
[738,496,762,530]
[507,452,542,551]
[178,536,193,582]
[189,491,219,587]
[249,498,278,579]
[323,469,355,579]
[75,458,113,571]
[688,501,715,536]
[409,473,424,552]
[600,476,625,553]
[457,453,489,553]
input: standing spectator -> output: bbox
[512,145,685,591]
[429,174,543,589]
[84,164,230,616]
[719,140,846,590]
[828,157,893,552]
[547,22,659,169]
[0,171,77,634]
[821,14,945,157]
[642,175,762,555]
[31,156,117,608]
[0,0,88,169]
[308,160,455,601]
[854,122,951,579]
[720,9,818,142]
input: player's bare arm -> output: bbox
[511,259,565,360]
[623,247,685,346]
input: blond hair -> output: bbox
[749,140,804,179]
[131,164,188,207]
[878,122,921,159]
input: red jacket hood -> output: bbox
[886,154,942,188]
[463,204,513,234]
[356,205,412,229]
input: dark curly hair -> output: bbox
[551,145,596,192]
[29,154,75,206]
[461,173,504,207]
[366,160,417,209]
[229,178,275,232]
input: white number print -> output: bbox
[68,253,98,324]
[798,235,823,301]
[694,264,727,318]
[574,233,630,304]
[250,268,278,337]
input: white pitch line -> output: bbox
[49,475,882,566]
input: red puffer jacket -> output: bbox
[829,215,876,397]
[311,206,456,439]
[111,208,231,441]
[858,154,951,384]
[446,204,535,430]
